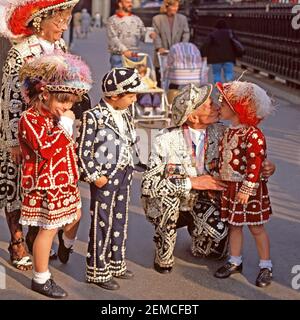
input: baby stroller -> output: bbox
[159,42,209,106]
[122,53,171,127]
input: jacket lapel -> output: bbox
[163,15,172,48]
[27,35,65,58]
[99,99,136,145]
[27,35,43,57]
[124,109,137,144]
[171,14,178,44]
[99,99,123,139]
[204,125,219,174]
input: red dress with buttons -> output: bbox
[18,107,81,229]
[219,126,272,226]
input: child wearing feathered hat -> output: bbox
[0,0,80,271]
[214,80,275,288]
[18,52,92,298]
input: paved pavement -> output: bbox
[0,28,300,300]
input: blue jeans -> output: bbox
[138,93,161,108]
[212,62,234,83]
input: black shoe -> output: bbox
[214,262,243,279]
[256,268,272,288]
[91,278,120,290]
[58,230,73,264]
[31,279,67,298]
[115,270,134,279]
[154,262,173,274]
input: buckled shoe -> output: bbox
[31,279,67,298]
[214,262,243,278]
[256,268,272,287]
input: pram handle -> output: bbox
[136,52,148,57]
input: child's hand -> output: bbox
[94,176,108,188]
[62,110,75,120]
[236,192,249,205]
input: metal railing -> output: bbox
[190,3,300,87]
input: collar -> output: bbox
[188,126,206,145]
[116,11,132,18]
[38,38,55,54]
[104,99,127,116]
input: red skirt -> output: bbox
[221,180,272,226]
[20,185,81,229]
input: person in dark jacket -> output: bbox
[201,20,237,83]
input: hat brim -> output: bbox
[176,84,213,126]
[215,82,236,113]
[46,84,91,95]
[103,82,145,97]
[27,0,79,25]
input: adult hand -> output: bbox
[235,191,249,205]
[94,176,108,188]
[149,32,156,40]
[123,50,133,58]
[62,110,75,120]
[262,159,275,178]
[10,146,22,164]
[189,175,227,191]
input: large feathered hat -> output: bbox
[0,0,79,39]
[19,52,92,102]
[216,81,274,126]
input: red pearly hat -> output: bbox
[216,81,274,127]
[0,0,78,39]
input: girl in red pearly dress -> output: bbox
[214,81,275,288]
[18,52,92,298]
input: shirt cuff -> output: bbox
[59,116,74,136]
[185,178,192,193]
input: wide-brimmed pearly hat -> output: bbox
[172,83,213,126]
[0,0,79,39]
